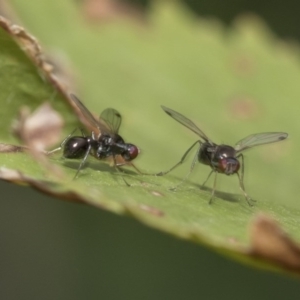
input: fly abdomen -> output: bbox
[63,137,89,159]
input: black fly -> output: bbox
[48,94,139,181]
[157,105,288,206]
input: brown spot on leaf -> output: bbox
[249,214,300,271]
[0,167,23,182]
[12,103,65,178]
[228,95,261,120]
[227,237,239,245]
[139,204,164,216]
[12,102,64,151]
[232,54,256,76]
[9,24,43,65]
[0,143,27,153]
[82,0,146,23]
[151,190,163,197]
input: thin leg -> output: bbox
[73,144,92,179]
[236,153,255,206]
[116,161,145,175]
[113,156,131,187]
[46,146,62,155]
[46,128,78,155]
[156,140,201,176]
[236,172,253,206]
[237,153,245,187]
[170,146,200,191]
[209,171,217,204]
[202,170,214,187]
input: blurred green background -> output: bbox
[1,0,300,299]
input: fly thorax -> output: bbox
[99,134,112,145]
[113,134,125,144]
[95,144,103,158]
[97,134,127,158]
[198,142,215,166]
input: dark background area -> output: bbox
[2,0,300,299]
[128,0,300,40]
[1,181,300,300]
[184,0,300,40]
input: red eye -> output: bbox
[124,144,139,161]
[218,158,240,175]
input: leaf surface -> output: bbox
[2,1,300,275]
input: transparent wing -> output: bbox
[70,94,110,134]
[235,132,288,153]
[161,105,213,144]
[100,108,122,134]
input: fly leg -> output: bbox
[113,156,131,186]
[170,145,200,191]
[156,140,201,176]
[202,170,214,187]
[200,169,218,204]
[209,171,218,204]
[236,153,254,206]
[116,161,145,175]
[73,144,92,179]
[46,128,78,155]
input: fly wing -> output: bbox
[70,94,109,134]
[161,105,213,144]
[235,132,288,153]
[99,108,122,134]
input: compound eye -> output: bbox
[123,144,139,161]
[219,158,240,175]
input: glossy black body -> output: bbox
[159,105,288,205]
[63,133,138,162]
[51,94,139,178]
[63,137,90,159]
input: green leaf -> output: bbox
[2,1,300,275]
